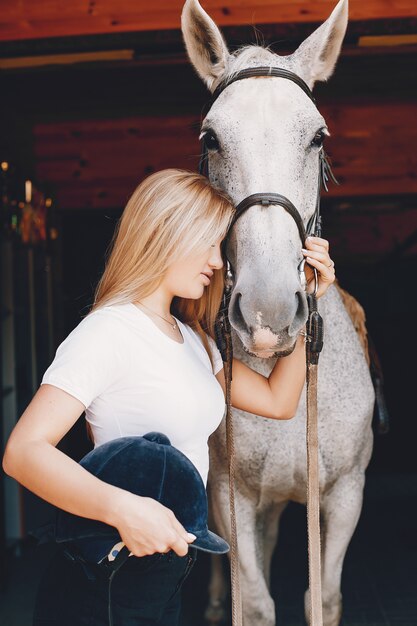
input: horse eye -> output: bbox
[311,129,326,149]
[203,130,220,151]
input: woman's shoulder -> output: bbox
[60,303,136,348]
[42,303,135,408]
[79,302,138,326]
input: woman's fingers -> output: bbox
[303,237,331,261]
[305,235,329,251]
[155,507,194,556]
[170,533,192,557]
[302,236,335,298]
[303,237,334,272]
[305,255,335,280]
[170,513,196,545]
[115,494,196,559]
[305,256,335,298]
[302,248,330,265]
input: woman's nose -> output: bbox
[209,245,223,269]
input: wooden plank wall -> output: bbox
[0,0,416,41]
[31,100,417,261]
[33,102,417,210]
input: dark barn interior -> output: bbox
[0,1,416,625]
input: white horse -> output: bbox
[182,1,375,625]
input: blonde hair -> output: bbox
[92,168,234,362]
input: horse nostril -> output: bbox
[290,290,308,336]
[230,292,246,330]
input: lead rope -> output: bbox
[304,148,335,626]
[215,275,243,626]
[225,335,243,626]
[306,291,324,626]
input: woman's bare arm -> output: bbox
[216,334,306,420]
[2,384,193,556]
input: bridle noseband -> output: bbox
[198,65,337,293]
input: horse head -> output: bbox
[182,0,348,357]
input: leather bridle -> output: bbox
[199,66,337,243]
[198,66,338,626]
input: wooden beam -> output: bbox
[0,49,134,69]
[0,1,416,43]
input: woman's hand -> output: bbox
[111,490,196,558]
[302,236,335,299]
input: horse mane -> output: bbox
[335,281,370,366]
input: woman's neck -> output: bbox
[134,289,173,318]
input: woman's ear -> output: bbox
[291,0,349,89]
[181,0,231,91]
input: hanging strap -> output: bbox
[225,349,243,626]
[216,286,243,626]
[306,293,324,625]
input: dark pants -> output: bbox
[33,545,197,626]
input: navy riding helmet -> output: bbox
[34,432,229,568]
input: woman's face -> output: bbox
[163,237,224,299]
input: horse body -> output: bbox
[182,1,375,624]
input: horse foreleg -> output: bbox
[262,501,288,589]
[205,554,228,624]
[304,470,366,626]
[210,483,275,626]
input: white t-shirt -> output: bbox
[41,302,225,485]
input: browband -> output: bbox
[204,66,315,117]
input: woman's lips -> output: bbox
[200,273,211,285]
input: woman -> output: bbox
[2,169,335,625]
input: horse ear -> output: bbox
[181,0,230,91]
[292,0,348,89]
